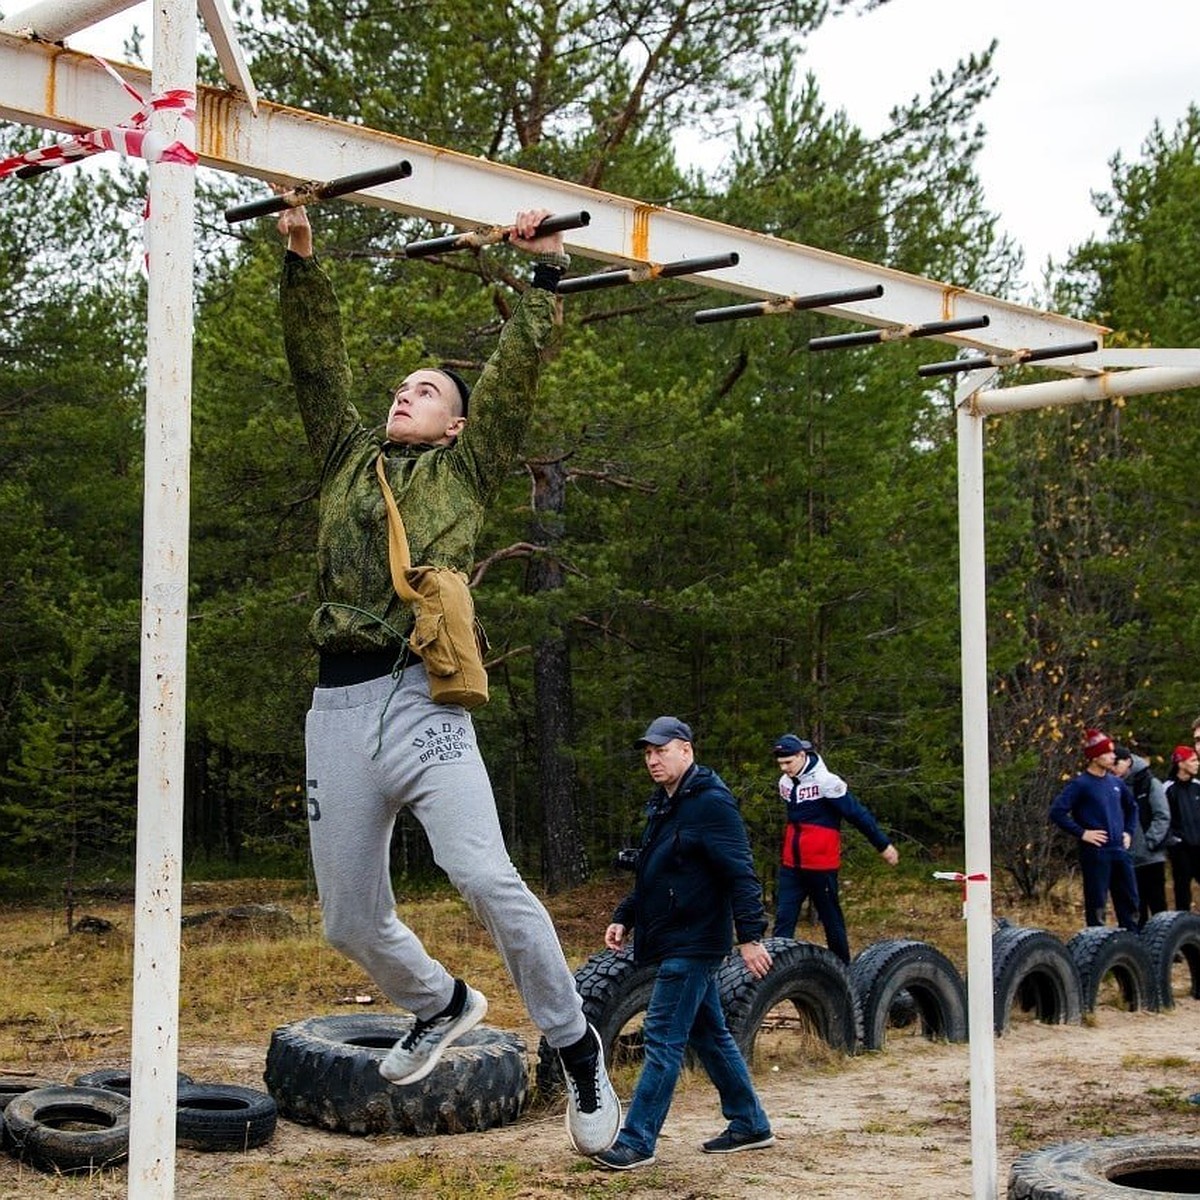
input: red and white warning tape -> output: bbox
[933,870,989,904]
[0,56,196,180]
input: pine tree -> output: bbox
[2,627,136,923]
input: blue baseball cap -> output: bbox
[634,716,694,748]
[773,733,814,757]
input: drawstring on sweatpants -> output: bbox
[321,604,413,758]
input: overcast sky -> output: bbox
[795,0,1196,296]
[67,0,1197,297]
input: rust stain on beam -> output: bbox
[631,205,653,261]
[942,285,967,322]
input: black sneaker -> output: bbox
[701,1127,775,1153]
[592,1143,656,1170]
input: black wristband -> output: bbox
[532,262,566,292]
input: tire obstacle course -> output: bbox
[3,916,1196,1173]
[263,1013,528,1137]
[1008,1134,1200,1199]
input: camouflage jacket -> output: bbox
[279,253,560,653]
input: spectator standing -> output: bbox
[594,717,774,1171]
[1164,744,1200,911]
[1111,744,1171,925]
[770,734,899,962]
[1048,729,1139,930]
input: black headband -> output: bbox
[437,366,472,418]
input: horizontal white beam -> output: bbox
[0,0,140,40]
[0,34,1121,364]
[972,366,1200,414]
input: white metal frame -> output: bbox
[3,6,1200,1198]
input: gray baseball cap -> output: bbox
[634,716,694,748]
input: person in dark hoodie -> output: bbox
[770,733,898,961]
[1164,744,1200,911]
[593,717,774,1171]
[1111,744,1171,925]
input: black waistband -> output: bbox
[317,646,416,688]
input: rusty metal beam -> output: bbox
[0,33,1116,364]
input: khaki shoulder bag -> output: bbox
[375,455,489,709]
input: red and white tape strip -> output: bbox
[933,870,989,904]
[0,58,196,180]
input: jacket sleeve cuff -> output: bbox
[531,251,570,292]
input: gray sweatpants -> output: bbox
[305,662,587,1049]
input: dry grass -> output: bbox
[1,865,1192,1200]
[0,864,1094,1078]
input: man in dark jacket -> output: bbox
[1165,744,1200,911]
[593,717,774,1171]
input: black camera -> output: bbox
[615,847,640,871]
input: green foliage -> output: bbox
[1,626,136,881]
[983,107,1200,895]
[8,4,1194,901]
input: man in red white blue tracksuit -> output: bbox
[770,734,899,962]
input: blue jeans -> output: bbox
[773,866,850,962]
[615,956,770,1157]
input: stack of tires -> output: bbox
[0,1069,276,1173]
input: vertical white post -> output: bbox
[956,380,998,1200]
[127,0,196,1192]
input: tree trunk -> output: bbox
[528,458,588,892]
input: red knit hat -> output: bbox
[1172,745,1198,765]
[1083,728,1114,760]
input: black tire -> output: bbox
[1007,1133,1200,1198]
[2,1085,130,1173]
[992,926,1083,1035]
[1140,910,1200,1010]
[0,1076,55,1112]
[73,1068,195,1096]
[717,936,861,1061]
[263,1014,527,1136]
[535,948,660,1097]
[175,1082,277,1151]
[851,938,968,1051]
[1064,927,1158,1013]
[886,989,919,1030]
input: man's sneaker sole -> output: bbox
[378,987,487,1086]
[702,1131,776,1153]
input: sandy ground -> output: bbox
[2,997,1197,1198]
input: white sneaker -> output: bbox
[379,983,487,1086]
[560,1025,621,1155]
